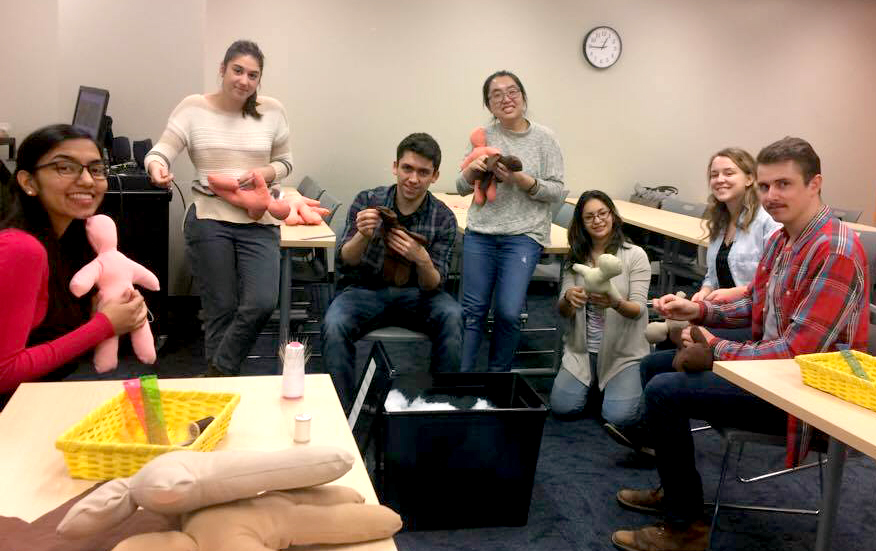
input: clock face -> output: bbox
[583,26,622,69]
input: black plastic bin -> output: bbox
[377,372,548,530]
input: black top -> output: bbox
[716,240,735,289]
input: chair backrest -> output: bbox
[319,191,343,226]
[660,197,708,218]
[855,229,876,302]
[550,189,571,219]
[829,206,862,223]
[297,176,325,201]
[553,202,575,229]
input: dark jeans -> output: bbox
[460,231,543,372]
[184,205,280,374]
[320,285,463,413]
[639,347,786,526]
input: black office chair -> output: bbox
[297,176,325,201]
[828,206,862,223]
[657,198,708,295]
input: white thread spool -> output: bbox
[294,413,312,443]
[282,342,306,399]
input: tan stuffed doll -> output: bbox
[375,206,429,286]
[571,253,623,304]
[56,446,402,551]
[644,291,689,345]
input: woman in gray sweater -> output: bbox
[552,191,651,424]
[455,70,565,371]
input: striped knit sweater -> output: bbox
[145,94,293,225]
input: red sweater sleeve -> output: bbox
[0,230,115,394]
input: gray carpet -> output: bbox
[65,283,876,551]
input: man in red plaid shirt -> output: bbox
[610,137,870,551]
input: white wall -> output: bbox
[4,0,876,294]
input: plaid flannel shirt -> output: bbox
[335,185,457,290]
[695,205,869,466]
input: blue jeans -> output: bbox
[321,285,463,412]
[184,205,280,374]
[550,353,643,424]
[460,231,543,371]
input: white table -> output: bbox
[714,359,876,551]
[0,374,396,551]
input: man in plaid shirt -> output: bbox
[321,133,462,413]
[610,137,869,551]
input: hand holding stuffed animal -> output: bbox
[375,206,429,286]
[672,325,714,372]
[69,215,159,372]
[459,127,524,205]
[207,171,291,221]
[644,291,690,344]
[571,253,623,304]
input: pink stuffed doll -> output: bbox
[459,127,501,205]
[70,215,160,372]
[283,194,330,226]
[206,171,291,221]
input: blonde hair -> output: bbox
[703,148,760,241]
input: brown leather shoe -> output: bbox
[612,520,709,551]
[617,487,665,514]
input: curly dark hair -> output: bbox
[566,190,627,268]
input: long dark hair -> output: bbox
[566,190,627,268]
[222,39,265,120]
[482,70,528,109]
[1,124,100,344]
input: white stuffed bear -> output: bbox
[571,253,623,304]
[644,291,689,344]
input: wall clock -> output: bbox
[583,26,622,69]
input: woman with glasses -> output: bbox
[146,40,294,377]
[0,124,147,403]
[456,70,565,372]
[551,191,651,423]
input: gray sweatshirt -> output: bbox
[455,120,565,246]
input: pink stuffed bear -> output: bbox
[283,194,330,226]
[459,127,501,205]
[69,215,160,372]
[207,171,291,221]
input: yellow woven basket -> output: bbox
[795,350,876,412]
[55,389,240,480]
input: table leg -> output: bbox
[278,249,291,374]
[815,436,847,551]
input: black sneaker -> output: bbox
[603,422,655,457]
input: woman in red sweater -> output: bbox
[0,124,147,403]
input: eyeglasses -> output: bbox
[33,160,108,180]
[583,209,611,224]
[488,87,521,104]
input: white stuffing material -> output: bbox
[383,389,496,412]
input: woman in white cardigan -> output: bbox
[551,191,651,424]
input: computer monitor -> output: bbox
[72,86,110,145]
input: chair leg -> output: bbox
[708,437,735,549]
[737,456,828,484]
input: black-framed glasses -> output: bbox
[583,209,611,224]
[33,160,108,180]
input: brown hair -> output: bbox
[222,40,264,120]
[703,148,760,241]
[756,136,821,184]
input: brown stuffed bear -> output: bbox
[672,325,714,373]
[375,206,429,286]
[470,154,524,205]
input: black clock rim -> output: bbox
[583,25,622,69]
